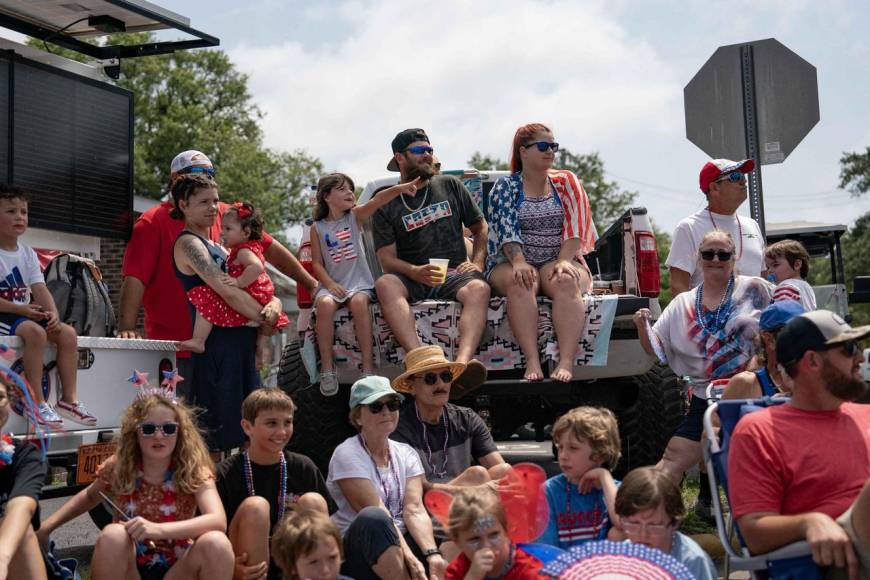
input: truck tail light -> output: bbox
[296,241,315,309]
[635,231,660,297]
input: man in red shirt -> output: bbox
[118,150,317,394]
[728,310,870,579]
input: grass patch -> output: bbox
[679,475,718,536]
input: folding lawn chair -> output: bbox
[702,398,822,579]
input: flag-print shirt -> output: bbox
[313,212,375,303]
[485,171,596,276]
[536,473,614,549]
[652,275,773,395]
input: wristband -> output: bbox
[423,548,442,559]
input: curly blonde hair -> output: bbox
[448,486,507,539]
[552,406,621,470]
[109,393,213,495]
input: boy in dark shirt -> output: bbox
[217,388,333,580]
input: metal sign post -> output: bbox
[740,45,765,235]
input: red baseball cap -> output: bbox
[699,158,755,193]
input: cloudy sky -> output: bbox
[6,0,870,235]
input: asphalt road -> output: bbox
[42,440,558,576]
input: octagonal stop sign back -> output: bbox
[684,38,819,165]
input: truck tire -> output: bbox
[277,341,308,396]
[636,365,684,466]
[613,395,643,479]
[286,386,355,475]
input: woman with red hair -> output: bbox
[484,123,596,382]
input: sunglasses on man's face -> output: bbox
[819,340,861,358]
[714,171,744,184]
[700,249,734,262]
[523,141,560,152]
[139,422,179,436]
[179,166,216,176]
[415,370,454,385]
[405,145,434,155]
[367,399,402,414]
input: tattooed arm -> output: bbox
[175,235,267,321]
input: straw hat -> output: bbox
[391,346,466,394]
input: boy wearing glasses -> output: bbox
[666,158,765,295]
[216,388,332,580]
[390,346,510,494]
[611,467,717,579]
[729,311,870,578]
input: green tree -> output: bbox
[468,152,508,171]
[466,150,637,232]
[32,33,321,241]
[839,147,870,195]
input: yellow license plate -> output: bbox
[76,442,116,485]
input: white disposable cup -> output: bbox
[429,258,449,282]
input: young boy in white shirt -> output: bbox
[0,184,96,427]
[764,239,817,312]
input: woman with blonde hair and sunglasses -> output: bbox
[634,230,772,482]
[484,123,597,383]
[327,376,445,580]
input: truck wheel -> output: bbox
[636,365,684,466]
[277,341,309,396]
[613,395,643,479]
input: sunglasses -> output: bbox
[523,141,560,152]
[405,145,434,155]
[178,166,216,176]
[819,340,861,358]
[700,249,733,262]
[714,171,744,184]
[415,370,454,385]
[366,398,402,414]
[139,422,179,436]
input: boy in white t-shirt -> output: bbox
[764,239,817,312]
[0,185,96,427]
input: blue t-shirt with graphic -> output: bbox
[536,473,615,549]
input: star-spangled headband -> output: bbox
[127,369,184,401]
[0,345,49,461]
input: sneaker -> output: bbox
[319,370,339,397]
[57,400,98,427]
[36,402,64,428]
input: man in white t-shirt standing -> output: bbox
[666,159,765,295]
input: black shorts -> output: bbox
[392,271,485,303]
[672,394,708,442]
[0,313,46,336]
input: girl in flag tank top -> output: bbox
[310,173,421,396]
[177,201,288,367]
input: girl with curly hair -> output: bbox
[37,392,234,580]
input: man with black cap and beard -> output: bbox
[372,129,490,398]
[728,310,870,579]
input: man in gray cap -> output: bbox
[728,310,870,578]
[372,129,490,398]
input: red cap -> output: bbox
[699,158,755,193]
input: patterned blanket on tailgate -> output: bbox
[301,295,618,382]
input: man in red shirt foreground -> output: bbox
[728,310,870,579]
[118,150,317,395]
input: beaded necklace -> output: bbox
[707,208,744,261]
[243,450,288,523]
[695,275,735,334]
[414,403,450,479]
[358,434,404,518]
[400,184,430,213]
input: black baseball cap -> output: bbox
[387,128,429,172]
[776,310,870,368]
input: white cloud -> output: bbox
[229,0,681,181]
